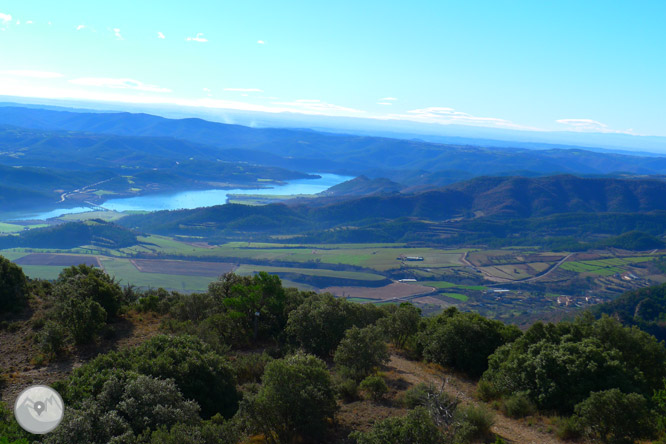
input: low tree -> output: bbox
[55,264,123,318]
[574,389,656,444]
[286,294,384,357]
[421,307,521,378]
[55,334,239,419]
[45,374,200,444]
[0,255,28,313]
[334,325,389,381]
[379,302,421,348]
[241,352,337,443]
[58,297,107,345]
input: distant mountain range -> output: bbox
[4,105,666,219]
[118,175,666,236]
[2,98,665,154]
[2,105,666,181]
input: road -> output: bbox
[59,178,113,203]
[461,251,574,284]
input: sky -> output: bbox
[0,0,665,136]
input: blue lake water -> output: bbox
[20,173,352,220]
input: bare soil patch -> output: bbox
[130,259,237,276]
[321,282,435,300]
[14,253,101,267]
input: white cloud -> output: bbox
[15,20,20,25]
[113,28,123,40]
[203,87,211,92]
[26,20,33,24]
[186,32,207,42]
[273,99,365,115]
[1,70,64,79]
[224,87,263,92]
[157,31,165,39]
[380,97,397,101]
[555,118,633,134]
[69,77,171,93]
[76,24,86,31]
[0,13,12,23]
[556,118,607,130]
[257,40,265,44]
[377,102,392,106]
[379,106,536,130]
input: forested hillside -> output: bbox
[2,258,666,443]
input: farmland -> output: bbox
[1,231,664,322]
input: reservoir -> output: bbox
[20,173,352,220]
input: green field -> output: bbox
[19,265,66,281]
[234,265,386,281]
[0,222,24,233]
[100,258,217,292]
[442,292,469,302]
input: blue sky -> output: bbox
[0,0,664,136]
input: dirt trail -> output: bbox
[387,354,564,444]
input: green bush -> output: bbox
[360,374,389,402]
[148,419,241,444]
[555,416,583,440]
[482,314,666,413]
[454,404,495,443]
[335,376,359,403]
[420,307,521,378]
[241,352,337,443]
[286,293,384,357]
[45,374,200,444]
[55,264,123,318]
[55,334,239,419]
[378,302,421,348]
[38,320,68,358]
[350,406,444,444]
[334,325,389,381]
[401,383,431,408]
[573,389,656,444]
[476,379,501,401]
[0,256,28,313]
[0,402,29,443]
[501,392,536,418]
[231,352,273,385]
[59,297,107,344]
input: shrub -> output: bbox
[240,352,337,443]
[420,307,521,378]
[59,297,107,344]
[286,293,384,357]
[38,320,68,358]
[574,389,656,444]
[231,352,273,385]
[335,377,359,403]
[555,416,583,440]
[55,264,123,318]
[454,404,495,443]
[476,379,501,401]
[378,302,421,348]
[360,374,389,402]
[55,335,239,419]
[334,325,389,381]
[350,406,444,444]
[45,374,200,444]
[502,392,536,418]
[401,383,431,408]
[482,315,666,414]
[0,255,28,313]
